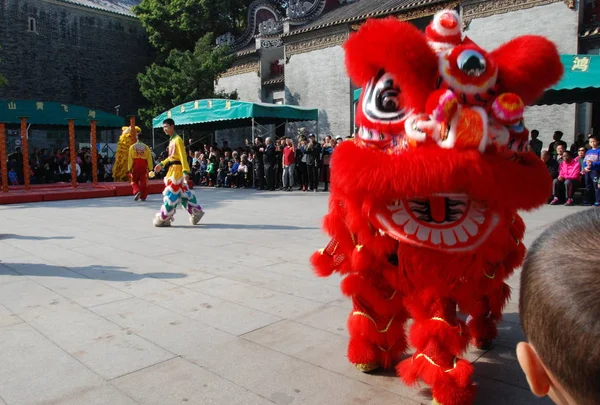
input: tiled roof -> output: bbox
[283,0,444,37]
[236,44,258,56]
[263,75,285,85]
[56,0,140,17]
[581,25,600,39]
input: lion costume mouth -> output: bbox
[369,194,499,252]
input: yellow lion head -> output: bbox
[121,126,142,137]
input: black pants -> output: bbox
[276,164,283,188]
[308,165,318,190]
[264,163,275,190]
[255,164,265,189]
[584,171,600,203]
[322,164,330,189]
[297,162,308,189]
[553,178,580,200]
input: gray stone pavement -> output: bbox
[0,189,585,405]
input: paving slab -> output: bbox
[0,323,111,405]
[113,357,275,405]
[0,190,577,405]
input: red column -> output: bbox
[90,120,98,185]
[129,116,137,141]
[20,117,30,190]
[0,123,7,192]
[68,119,77,188]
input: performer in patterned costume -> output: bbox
[127,133,154,201]
[153,118,204,227]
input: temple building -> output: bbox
[0,0,148,150]
[215,0,595,148]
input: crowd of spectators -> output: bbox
[182,132,343,192]
[539,130,600,206]
[2,146,117,185]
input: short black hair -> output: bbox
[521,209,600,405]
[554,130,564,137]
[163,118,175,126]
[531,129,539,136]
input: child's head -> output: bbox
[227,161,233,167]
[590,137,599,149]
[519,209,600,405]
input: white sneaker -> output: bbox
[190,210,205,225]
[153,215,171,227]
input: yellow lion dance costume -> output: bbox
[112,126,141,182]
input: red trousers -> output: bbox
[131,159,148,200]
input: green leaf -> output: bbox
[136,33,237,127]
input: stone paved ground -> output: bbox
[0,189,586,405]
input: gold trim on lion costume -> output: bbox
[113,126,141,182]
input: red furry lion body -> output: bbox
[311,11,562,405]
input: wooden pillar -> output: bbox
[68,119,77,188]
[20,117,30,189]
[90,120,98,185]
[0,123,7,192]
[129,116,137,141]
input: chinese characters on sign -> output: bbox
[572,56,591,72]
[88,110,96,119]
[36,102,44,110]
[7,102,16,110]
[61,104,69,112]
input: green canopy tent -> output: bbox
[535,54,600,105]
[352,54,600,106]
[0,100,124,190]
[152,99,319,144]
[0,100,124,127]
[353,88,361,104]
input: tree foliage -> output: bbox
[133,0,250,55]
[137,33,238,126]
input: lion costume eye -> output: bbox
[362,71,408,123]
[457,50,487,77]
[377,83,400,112]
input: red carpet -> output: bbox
[0,181,165,205]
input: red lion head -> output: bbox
[337,16,562,254]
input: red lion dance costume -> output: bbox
[310,10,563,405]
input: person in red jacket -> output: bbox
[282,138,296,191]
[550,150,582,206]
[127,134,154,201]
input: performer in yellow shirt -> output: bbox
[153,118,205,227]
[127,133,154,201]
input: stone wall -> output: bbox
[465,1,580,147]
[0,0,150,117]
[216,71,262,103]
[284,44,350,140]
[215,63,262,147]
